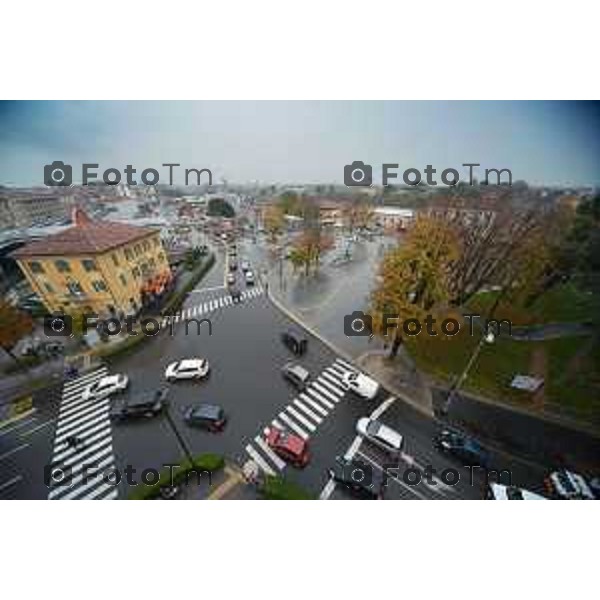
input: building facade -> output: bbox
[11,208,171,317]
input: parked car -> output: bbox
[241,260,250,272]
[340,371,380,400]
[281,362,310,391]
[165,358,210,382]
[433,429,490,467]
[281,330,308,356]
[328,457,384,499]
[184,404,227,432]
[265,426,309,467]
[229,260,237,271]
[82,374,129,401]
[545,469,595,499]
[356,417,403,455]
[486,483,548,500]
[110,388,168,422]
[245,271,255,285]
[227,272,236,285]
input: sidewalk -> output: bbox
[355,350,434,417]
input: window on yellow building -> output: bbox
[82,259,97,272]
[112,254,119,267]
[132,267,140,278]
[55,259,71,273]
[120,274,127,286]
[67,281,84,295]
[92,280,107,292]
[29,261,45,273]
[44,282,54,293]
[125,248,133,261]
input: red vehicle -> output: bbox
[265,427,310,467]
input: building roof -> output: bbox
[11,208,157,258]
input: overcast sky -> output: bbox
[0,100,598,187]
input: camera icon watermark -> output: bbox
[344,160,372,187]
[44,160,72,187]
[44,314,73,337]
[344,310,373,337]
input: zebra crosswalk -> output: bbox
[161,285,264,327]
[242,358,357,475]
[47,366,118,500]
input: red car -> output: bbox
[265,427,310,467]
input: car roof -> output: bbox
[98,375,120,386]
[284,363,309,377]
[179,358,204,369]
[191,404,222,418]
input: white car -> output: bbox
[487,483,547,500]
[356,417,403,455]
[341,371,380,400]
[82,374,129,401]
[165,358,210,382]
[245,271,255,285]
[241,260,250,272]
[227,272,236,285]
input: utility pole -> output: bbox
[164,402,195,466]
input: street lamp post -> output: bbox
[439,329,495,418]
[163,401,195,466]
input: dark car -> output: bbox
[184,404,227,432]
[328,457,384,499]
[110,388,168,422]
[229,260,238,271]
[433,429,490,467]
[281,330,308,356]
[281,362,310,391]
[230,288,242,303]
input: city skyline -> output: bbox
[0,100,598,188]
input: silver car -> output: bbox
[356,417,403,455]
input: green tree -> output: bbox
[0,300,34,362]
[207,198,235,218]
[370,216,460,357]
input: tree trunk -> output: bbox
[389,328,404,358]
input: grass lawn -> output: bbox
[406,329,600,424]
[466,283,600,326]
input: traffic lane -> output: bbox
[109,294,341,495]
[0,385,62,499]
[432,388,600,474]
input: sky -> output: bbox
[0,100,598,187]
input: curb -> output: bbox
[267,286,435,419]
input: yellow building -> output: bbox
[11,208,171,317]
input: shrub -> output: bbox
[128,453,225,500]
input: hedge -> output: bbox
[160,253,216,317]
[128,453,225,500]
[260,475,314,500]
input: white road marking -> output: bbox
[320,372,346,393]
[286,405,316,432]
[344,436,363,461]
[370,396,396,420]
[0,416,37,437]
[299,393,329,416]
[335,358,356,371]
[304,388,335,410]
[319,477,336,500]
[278,412,309,439]
[293,398,322,424]
[245,444,276,476]
[356,449,429,500]
[0,443,30,461]
[254,436,286,470]
[312,381,341,403]
[0,475,22,493]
